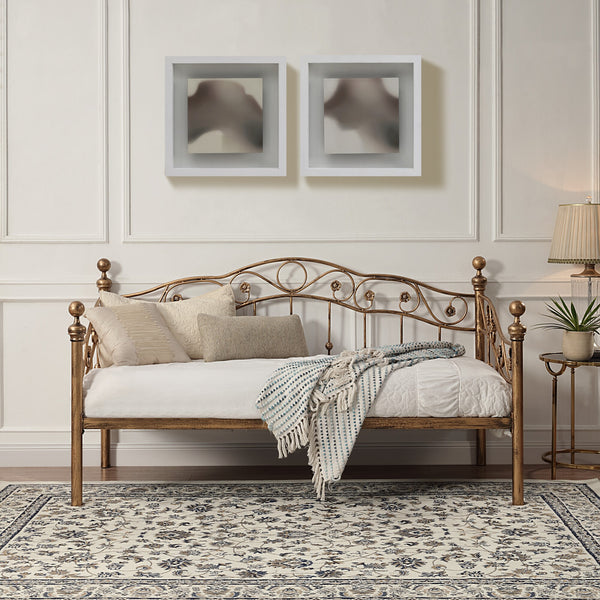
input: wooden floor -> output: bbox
[0,464,598,482]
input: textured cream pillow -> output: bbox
[99,284,236,359]
[86,303,190,367]
[197,314,309,362]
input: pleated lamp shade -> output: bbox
[548,203,600,265]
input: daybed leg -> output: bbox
[508,301,526,506]
[72,425,83,507]
[69,301,87,507]
[101,430,111,468]
[476,429,486,466]
[512,423,524,506]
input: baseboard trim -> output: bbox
[2,438,594,467]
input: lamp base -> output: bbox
[571,266,600,347]
[571,264,600,279]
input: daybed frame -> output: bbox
[68,256,526,506]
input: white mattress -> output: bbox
[83,356,512,419]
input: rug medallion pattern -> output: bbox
[0,480,599,599]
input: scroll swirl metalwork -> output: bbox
[82,327,99,373]
[81,257,484,374]
[328,271,356,303]
[328,272,356,303]
[479,296,514,383]
[398,286,421,314]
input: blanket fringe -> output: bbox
[278,412,327,500]
[307,414,326,501]
[276,416,309,459]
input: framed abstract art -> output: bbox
[300,55,421,176]
[165,57,286,176]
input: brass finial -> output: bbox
[509,300,525,318]
[68,301,87,342]
[96,258,112,292]
[69,301,85,318]
[472,256,486,271]
[508,300,526,341]
[471,256,487,292]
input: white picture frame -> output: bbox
[300,55,421,177]
[165,56,286,176]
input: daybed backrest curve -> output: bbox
[77,256,521,384]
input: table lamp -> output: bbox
[548,197,600,313]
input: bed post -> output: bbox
[508,300,526,506]
[69,301,86,506]
[96,259,113,468]
[471,256,487,466]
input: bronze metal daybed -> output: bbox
[68,256,526,506]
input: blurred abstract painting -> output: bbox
[324,77,400,154]
[187,78,263,154]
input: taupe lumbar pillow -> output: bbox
[99,284,236,359]
[86,303,191,367]
[197,314,309,362]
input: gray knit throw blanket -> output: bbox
[256,341,465,499]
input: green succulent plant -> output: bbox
[537,297,600,332]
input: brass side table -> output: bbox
[539,352,600,478]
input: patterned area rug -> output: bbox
[1,480,600,599]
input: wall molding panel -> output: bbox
[467,0,480,243]
[0,0,7,241]
[492,0,600,242]
[0,0,108,243]
[122,0,132,245]
[491,0,505,241]
[593,0,600,204]
[122,0,479,243]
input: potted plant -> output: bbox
[537,297,600,361]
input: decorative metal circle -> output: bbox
[445,304,456,317]
[276,261,308,293]
[364,290,375,304]
[325,341,333,351]
[400,291,411,303]
[172,294,183,302]
[330,280,342,292]
[240,282,251,294]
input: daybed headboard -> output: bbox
[71,256,525,384]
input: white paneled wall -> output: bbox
[0,0,598,467]
[496,0,596,240]
[2,0,107,242]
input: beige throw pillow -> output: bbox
[86,303,190,367]
[99,284,236,359]
[197,314,309,362]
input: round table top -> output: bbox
[539,352,600,367]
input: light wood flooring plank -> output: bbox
[0,464,597,482]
